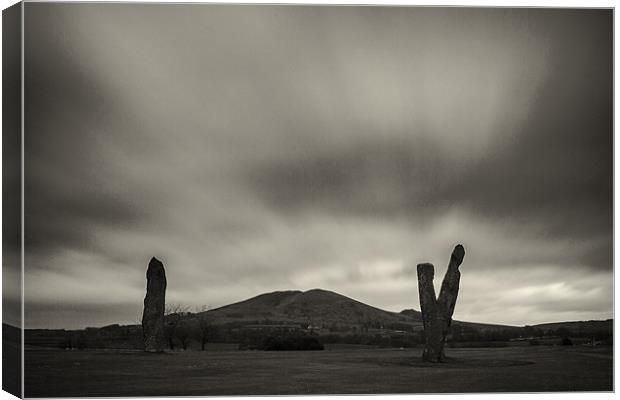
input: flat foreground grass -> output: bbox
[25,345,612,397]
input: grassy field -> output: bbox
[25,345,612,397]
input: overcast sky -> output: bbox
[17,4,612,329]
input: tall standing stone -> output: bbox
[417,244,465,362]
[142,257,167,352]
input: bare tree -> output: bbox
[164,303,189,350]
[175,323,192,351]
[166,303,190,315]
[196,305,211,351]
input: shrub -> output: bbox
[239,333,324,351]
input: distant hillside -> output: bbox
[531,319,613,335]
[201,289,511,333]
[200,289,418,333]
[398,309,422,320]
[24,289,613,350]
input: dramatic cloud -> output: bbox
[20,5,612,328]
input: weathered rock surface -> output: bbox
[142,257,167,352]
[417,244,465,362]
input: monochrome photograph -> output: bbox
[2,2,613,397]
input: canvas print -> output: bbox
[2,2,613,397]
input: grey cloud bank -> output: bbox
[19,5,612,329]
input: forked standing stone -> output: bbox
[417,244,465,362]
[142,257,167,352]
